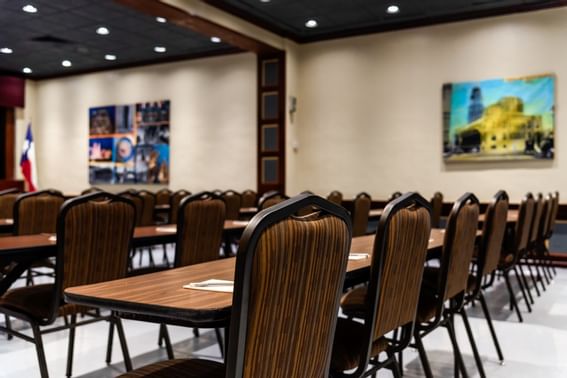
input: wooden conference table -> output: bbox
[0,221,248,296]
[63,229,452,327]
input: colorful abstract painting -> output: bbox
[88,100,170,184]
[443,74,555,161]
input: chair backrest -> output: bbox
[227,194,352,378]
[170,190,191,224]
[138,190,156,226]
[424,193,479,318]
[388,191,403,202]
[538,194,552,243]
[81,187,102,195]
[52,192,135,323]
[513,193,535,256]
[430,191,443,228]
[327,190,343,206]
[352,192,371,237]
[546,191,559,238]
[363,193,431,363]
[223,190,242,220]
[14,190,65,235]
[118,190,144,226]
[473,191,509,295]
[175,192,226,267]
[529,193,544,245]
[258,191,287,210]
[0,188,20,219]
[155,188,172,206]
[241,190,257,208]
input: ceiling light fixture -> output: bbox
[105,54,117,61]
[96,26,110,35]
[305,19,318,28]
[386,4,400,14]
[210,36,221,43]
[62,60,72,67]
[0,47,13,54]
[22,67,32,74]
[22,4,38,13]
[154,46,166,53]
[156,16,167,23]
[260,0,271,2]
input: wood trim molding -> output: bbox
[3,108,15,179]
[115,0,280,54]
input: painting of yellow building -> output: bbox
[443,74,555,161]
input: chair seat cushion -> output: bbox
[331,317,388,372]
[118,358,225,378]
[340,286,367,318]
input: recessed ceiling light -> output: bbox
[22,4,38,13]
[260,0,271,2]
[105,54,116,61]
[62,60,72,67]
[210,36,221,43]
[156,16,167,23]
[387,4,400,14]
[305,19,318,28]
[0,47,13,54]
[22,67,32,74]
[96,26,110,35]
[154,46,166,53]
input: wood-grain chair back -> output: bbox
[538,194,552,243]
[170,190,191,224]
[475,191,509,292]
[430,191,443,228]
[513,193,535,256]
[222,190,242,220]
[138,190,156,226]
[0,188,19,219]
[227,194,352,378]
[529,193,544,245]
[327,190,343,206]
[14,190,65,235]
[421,192,480,321]
[241,190,257,208]
[546,191,559,239]
[352,192,371,237]
[52,192,136,324]
[118,190,143,226]
[175,192,226,267]
[80,187,102,195]
[155,188,172,206]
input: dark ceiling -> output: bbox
[203,0,567,42]
[0,0,238,79]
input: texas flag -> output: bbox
[20,124,38,192]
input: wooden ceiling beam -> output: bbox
[115,0,280,54]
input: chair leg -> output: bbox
[479,292,504,363]
[148,248,155,267]
[504,272,523,322]
[460,309,486,378]
[160,324,174,360]
[113,315,132,372]
[162,244,169,267]
[414,332,434,378]
[446,317,468,378]
[534,258,548,291]
[105,321,115,364]
[214,328,224,358]
[513,266,532,313]
[518,263,535,305]
[193,327,200,338]
[387,351,403,378]
[5,315,13,340]
[526,261,542,297]
[31,322,49,378]
[66,314,77,378]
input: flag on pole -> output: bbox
[20,124,38,192]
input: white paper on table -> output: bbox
[349,253,369,260]
[156,226,177,233]
[231,221,249,226]
[48,236,57,242]
[4,219,13,224]
[183,279,234,293]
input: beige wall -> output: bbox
[20,52,257,193]
[290,8,566,202]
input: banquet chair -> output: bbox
[240,189,257,208]
[258,191,288,210]
[155,188,172,206]
[169,189,191,225]
[331,192,432,378]
[327,190,343,206]
[388,191,403,202]
[0,188,20,219]
[0,192,136,378]
[463,190,509,373]
[352,192,372,237]
[411,193,480,378]
[430,191,443,228]
[118,193,352,378]
[222,190,241,220]
[80,187,102,195]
